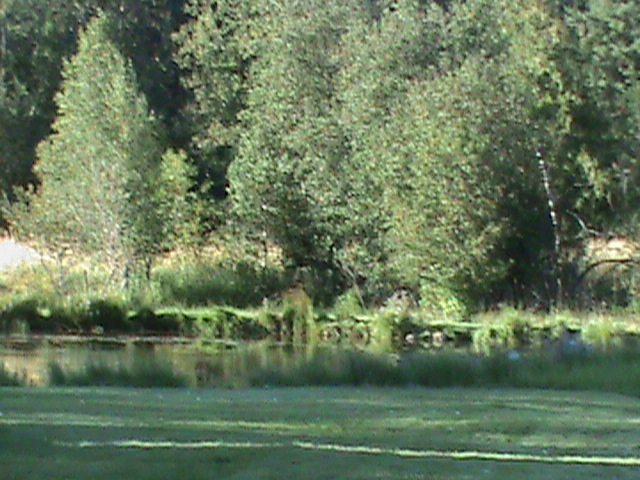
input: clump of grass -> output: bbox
[241,346,640,395]
[248,348,402,387]
[153,261,286,308]
[472,308,535,355]
[400,353,478,387]
[369,310,396,352]
[49,358,190,388]
[282,288,315,345]
[582,318,624,351]
[0,363,23,386]
[510,349,640,395]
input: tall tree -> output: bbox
[99,0,190,148]
[1,0,191,228]
[13,12,192,283]
[332,0,448,299]
[0,0,92,223]
[555,0,640,235]
[174,0,269,209]
[393,0,573,310]
[227,0,371,300]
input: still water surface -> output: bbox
[0,337,309,386]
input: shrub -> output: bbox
[419,283,469,322]
[368,298,425,351]
[186,308,270,342]
[130,309,184,335]
[473,308,533,354]
[154,261,286,307]
[0,298,41,334]
[331,288,364,320]
[78,299,130,333]
[282,288,315,345]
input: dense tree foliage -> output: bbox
[0,0,189,225]
[0,0,91,208]
[8,13,194,283]
[2,0,639,311]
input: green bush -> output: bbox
[419,283,470,322]
[331,288,364,320]
[79,299,131,333]
[0,298,41,334]
[130,309,184,335]
[282,288,315,345]
[369,300,424,351]
[184,308,270,342]
[154,261,286,307]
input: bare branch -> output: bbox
[577,257,639,285]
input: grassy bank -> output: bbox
[3,300,640,357]
[48,358,190,388]
[2,387,640,480]
[2,250,640,353]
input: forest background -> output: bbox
[1,0,639,327]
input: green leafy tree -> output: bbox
[0,0,92,224]
[14,12,193,284]
[555,0,640,235]
[422,0,571,309]
[228,0,361,292]
[529,0,640,307]
[332,0,448,299]
[174,0,269,212]
[0,0,190,228]
[99,0,190,148]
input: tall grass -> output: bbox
[153,261,286,307]
[48,358,190,388]
[242,347,640,396]
[249,348,399,387]
[282,288,315,345]
[0,363,23,386]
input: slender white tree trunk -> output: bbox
[538,149,562,308]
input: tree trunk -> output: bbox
[538,150,562,309]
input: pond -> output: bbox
[0,336,324,387]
